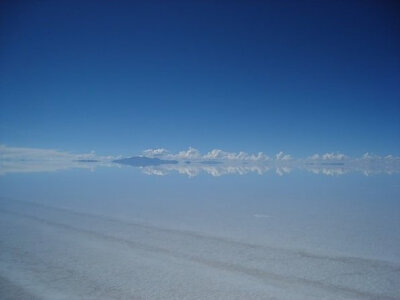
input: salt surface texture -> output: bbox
[0,166,399,299]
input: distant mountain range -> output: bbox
[113,156,178,167]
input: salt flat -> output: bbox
[0,199,399,300]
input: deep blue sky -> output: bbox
[1,0,399,156]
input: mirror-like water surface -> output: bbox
[0,146,399,299]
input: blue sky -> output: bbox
[1,0,399,156]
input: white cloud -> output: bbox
[275,151,292,161]
[175,147,201,159]
[142,148,169,157]
[203,149,232,160]
[362,152,373,159]
[321,153,347,160]
[143,147,270,161]
[1,145,399,177]
[307,152,348,160]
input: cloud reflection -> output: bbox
[0,145,399,177]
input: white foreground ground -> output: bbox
[0,200,399,300]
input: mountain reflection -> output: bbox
[1,145,399,177]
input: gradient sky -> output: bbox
[1,0,399,156]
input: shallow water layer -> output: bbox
[0,166,399,299]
